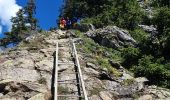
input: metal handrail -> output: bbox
[72,42,88,100]
[54,42,58,100]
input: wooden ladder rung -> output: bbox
[58,72,79,74]
[58,79,77,82]
[58,62,75,65]
[58,82,80,84]
[57,95,83,97]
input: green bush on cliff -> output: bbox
[132,55,170,88]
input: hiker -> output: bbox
[71,17,77,29]
[66,17,72,29]
[60,18,66,30]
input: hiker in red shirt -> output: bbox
[60,18,66,30]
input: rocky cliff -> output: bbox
[85,26,136,49]
[0,29,170,100]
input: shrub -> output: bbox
[132,55,170,87]
[129,28,148,43]
[121,47,141,68]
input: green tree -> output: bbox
[152,0,170,7]
[153,7,170,35]
[10,9,27,41]
[133,55,170,87]
[0,0,38,47]
[61,0,144,29]
[25,0,37,30]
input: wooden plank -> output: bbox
[73,42,88,100]
[58,95,83,97]
[58,79,77,82]
[58,62,75,65]
[58,72,79,74]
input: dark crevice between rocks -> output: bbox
[0,82,33,98]
[0,84,8,95]
[98,71,115,81]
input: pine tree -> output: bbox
[10,9,27,41]
[0,0,38,47]
[25,0,37,30]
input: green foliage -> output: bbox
[121,79,135,86]
[62,1,170,89]
[152,0,170,7]
[129,28,148,43]
[25,0,37,30]
[132,55,170,87]
[61,0,144,29]
[121,47,141,68]
[114,0,144,30]
[11,9,28,42]
[0,0,38,47]
[75,31,122,77]
[153,7,170,35]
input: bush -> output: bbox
[129,28,148,43]
[132,55,170,87]
[121,47,141,68]
[153,7,170,35]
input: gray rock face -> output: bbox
[0,68,40,82]
[25,35,35,43]
[86,26,136,49]
[0,30,60,100]
[76,23,95,32]
[137,0,153,18]
[146,85,170,99]
[138,95,152,100]
[73,38,83,44]
[139,25,158,36]
[89,95,101,100]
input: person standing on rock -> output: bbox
[60,18,66,30]
[71,17,77,29]
[66,17,72,29]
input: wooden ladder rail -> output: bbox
[54,38,88,100]
[72,41,88,100]
[54,42,59,100]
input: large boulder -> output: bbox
[86,26,136,49]
[76,23,95,32]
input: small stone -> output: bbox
[86,62,98,69]
[89,95,101,100]
[0,93,3,97]
[135,77,148,83]
[28,93,46,100]
[138,95,152,100]
[99,91,113,100]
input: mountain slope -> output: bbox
[1,29,170,99]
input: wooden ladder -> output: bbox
[54,39,88,100]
